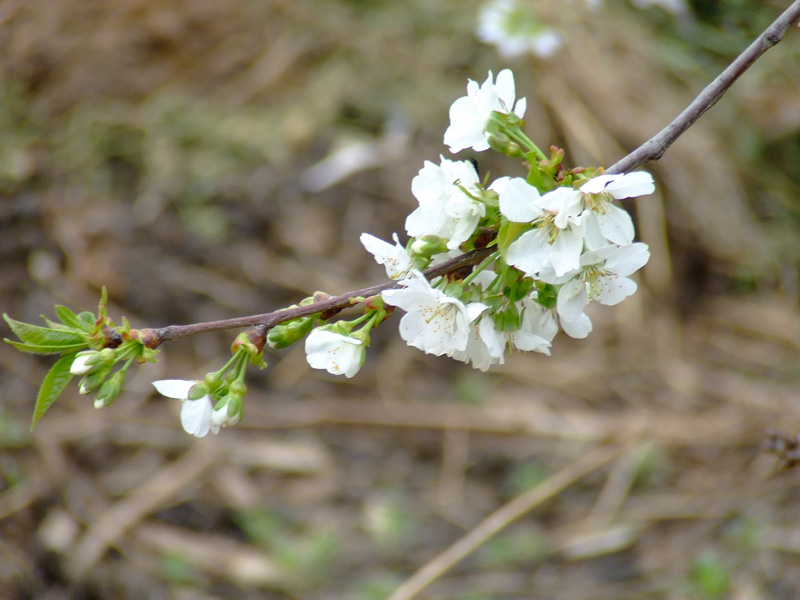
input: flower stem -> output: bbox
[461,251,500,287]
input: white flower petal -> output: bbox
[494,177,542,223]
[180,396,214,437]
[152,379,196,399]
[595,204,635,246]
[604,243,650,277]
[557,279,589,322]
[595,276,638,306]
[560,312,592,339]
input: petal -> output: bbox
[595,275,638,306]
[495,69,516,111]
[537,187,583,228]
[595,204,635,246]
[152,379,195,399]
[604,243,650,277]
[548,230,584,277]
[513,96,527,119]
[506,228,549,277]
[605,171,655,199]
[557,279,589,322]
[561,312,592,339]
[180,396,213,437]
[494,177,542,223]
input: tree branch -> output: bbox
[139,3,800,347]
[607,0,800,174]
[144,247,495,346]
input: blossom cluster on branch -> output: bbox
[3,68,654,438]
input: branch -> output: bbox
[144,246,495,346]
[137,4,800,347]
[607,0,800,174]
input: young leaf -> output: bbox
[5,340,89,355]
[78,311,96,327]
[30,354,75,430]
[3,314,86,347]
[55,305,94,333]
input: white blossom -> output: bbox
[382,275,487,357]
[406,157,485,250]
[578,172,655,248]
[452,318,505,372]
[512,296,559,354]
[152,379,217,438]
[444,69,527,153]
[305,329,366,378]
[476,0,563,59]
[506,222,585,278]
[360,232,414,279]
[211,403,241,430]
[540,243,650,323]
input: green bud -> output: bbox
[188,382,209,400]
[267,316,315,349]
[94,370,125,408]
[410,235,449,258]
[78,363,113,395]
[487,132,522,157]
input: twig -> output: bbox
[144,247,494,345]
[386,445,621,600]
[138,3,800,345]
[607,0,800,174]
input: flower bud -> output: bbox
[410,235,449,258]
[78,363,113,395]
[487,132,522,157]
[70,348,115,376]
[94,370,125,408]
[267,316,315,349]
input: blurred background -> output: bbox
[2,0,800,598]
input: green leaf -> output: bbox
[77,311,96,327]
[98,287,108,320]
[3,314,86,347]
[30,354,75,430]
[55,305,94,333]
[5,340,89,355]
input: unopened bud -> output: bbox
[94,370,125,408]
[267,316,315,349]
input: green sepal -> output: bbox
[3,314,86,347]
[5,340,88,355]
[55,305,94,333]
[30,354,75,430]
[496,219,529,257]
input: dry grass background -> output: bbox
[2,1,800,599]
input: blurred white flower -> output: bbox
[382,274,487,357]
[476,0,563,59]
[305,329,366,378]
[360,232,414,279]
[406,157,485,250]
[152,379,216,438]
[444,69,526,153]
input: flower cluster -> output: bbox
[360,69,655,371]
